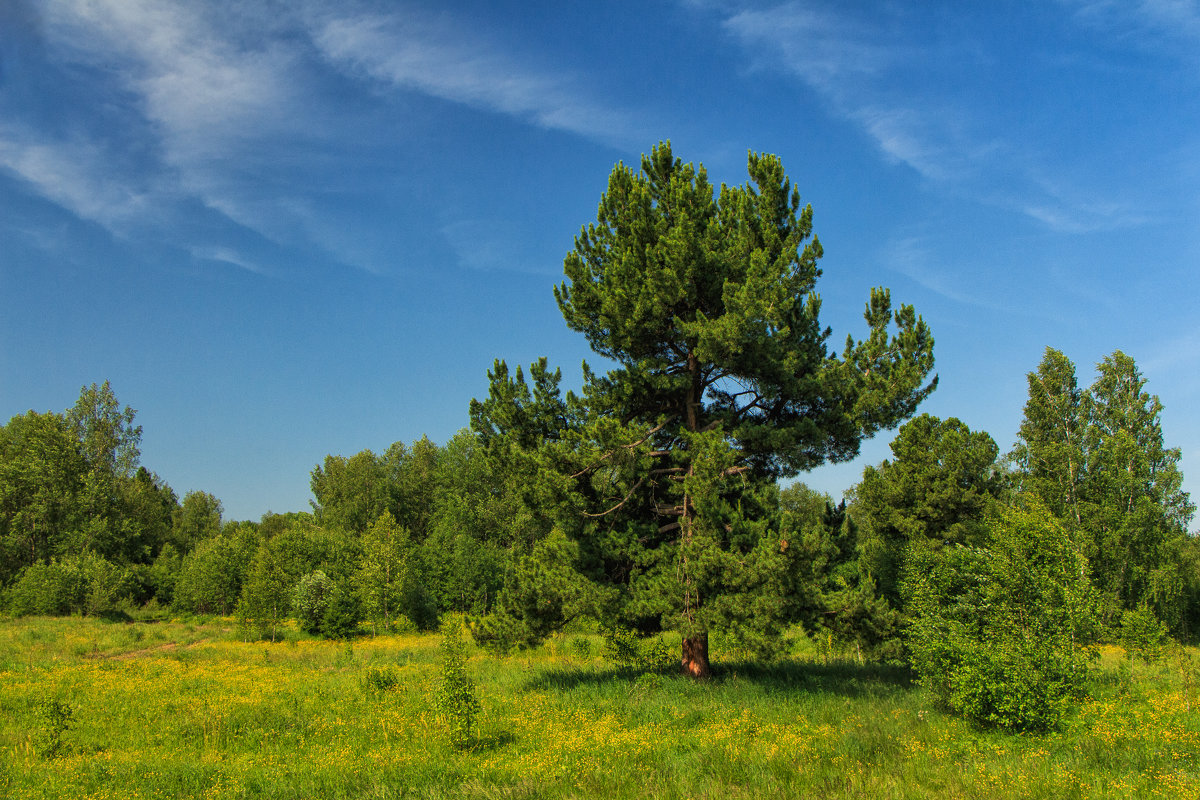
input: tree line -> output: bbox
[2,143,1195,731]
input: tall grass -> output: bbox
[0,618,1196,799]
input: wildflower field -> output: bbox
[1,617,1197,799]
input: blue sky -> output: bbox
[2,0,1198,525]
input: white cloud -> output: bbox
[40,0,306,234]
[438,218,558,276]
[305,7,642,146]
[190,246,268,275]
[12,0,645,272]
[0,127,149,230]
[881,235,1027,314]
[44,0,299,152]
[1142,329,1200,378]
[1066,0,1200,46]
[722,3,971,183]
[719,1,1166,233]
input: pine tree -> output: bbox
[550,142,936,676]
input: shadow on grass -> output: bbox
[471,730,518,752]
[524,658,914,698]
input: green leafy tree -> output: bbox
[66,381,141,479]
[0,411,87,583]
[172,525,260,615]
[550,142,936,675]
[310,450,392,534]
[120,468,178,565]
[237,544,292,641]
[1,386,176,596]
[320,579,364,638]
[358,511,437,631]
[905,501,1096,731]
[9,551,131,617]
[775,488,902,662]
[147,542,183,605]
[170,491,222,554]
[417,431,516,615]
[1010,348,1088,527]
[471,528,605,653]
[1085,351,1194,624]
[236,517,358,639]
[435,619,483,749]
[391,436,442,543]
[292,570,333,635]
[854,414,1001,607]
[1011,349,1194,629]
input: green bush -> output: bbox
[9,553,130,617]
[320,581,363,639]
[292,571,332,635]
[361,665,400,694]
[601,626,676,673]
[905,503,1096,732]
[469,611,525,655]
[173,530,258,615]
[435,619,482,749]
[1119,605,1168,665]
[567,635,595,660]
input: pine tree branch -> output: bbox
[569,416,677,478]
[582,477,647,518]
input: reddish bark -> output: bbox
[681,632,711,678]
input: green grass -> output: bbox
[0,617,1196,798]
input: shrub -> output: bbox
[469,611,525,656]
[32,699,74,759]
[601,626,676,673]
[567,635,595,660]
[320,581,363,639]
[292,571,332,635]
[435,619,482,749]
[173,530,258,615]
[1119,605,1168,665]
[361,665,400,694]
[9,553,130,617]
[905,502,1096,732]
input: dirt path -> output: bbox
[100,639,210,661]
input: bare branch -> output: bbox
[582,476,647,518]
[569,416,678,478]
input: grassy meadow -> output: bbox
[0,617,1197,799]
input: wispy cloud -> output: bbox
[879,235,1035,316]
[883,237,981,307]
[438,218,559,276]
[723,3,947,177]
[305,7,642,147]
[1065,0,1200,48]
[0,126,150,230]
[1142,329,1200,377]
[40,0,307,236]
[718,1,1164,233]
[190,246,268,275]
[8,1,645,275]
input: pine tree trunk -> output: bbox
[678,349,712,680]
[681,632,711,678]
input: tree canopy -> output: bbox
[548,142,937,675]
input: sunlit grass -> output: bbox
[0,617,1196,798]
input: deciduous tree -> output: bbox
[854,414,1001,606]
